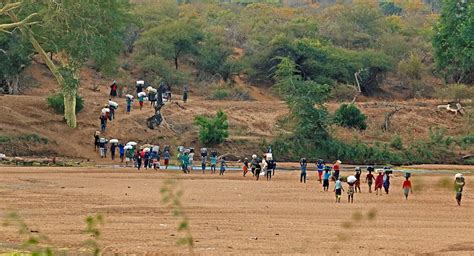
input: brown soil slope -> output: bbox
[0,62,471,161]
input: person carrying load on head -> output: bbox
[242,158,249,177]
[138,92,146,110]
[125,94,134,114]
[210,152,218,174]
[333,160,341,181]
[94,131,100,152]
[183,84,189,103]
[334,178,344,203]
[200,148,208,174]
[110,81,118,98]
[316,159,324,183]
[147,86,157,108]
[366,166,375,193]
[300,158,308,183]
[181,152,190,174]
[322,166,331,191]
[99,114,107,132]
[374,170,384,195]
[98,137,107,158]
[136,80,144,95]
[163,149,170,169]
[219,157,228,175]
[108,99,118,121]
[347,175,357,203]
[455,173,465,206]
[402,172,413,200]
[250,154,259,177]
[110,141,117,160]
[354,167,362,193]
[118,143,125,162]
[383,168,392,194]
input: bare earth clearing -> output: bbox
[0,167,473,255]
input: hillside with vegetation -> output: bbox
[0,0,473,165]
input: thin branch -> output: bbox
[0,13,38,31]
[0,2,22,15]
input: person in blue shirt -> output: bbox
[334,178,344,203]
[126,97,133,114]
[118,144,125,162]
[219,157,227,175]
[300,158,307,183]
[149,150,157,169]
[323,166,331,191]
[316,159,325,183]
[210,155,218,174]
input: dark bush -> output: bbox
[46,94,84,114]
[334,104,367,130]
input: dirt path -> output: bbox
[0,167,473,254]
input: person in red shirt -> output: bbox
[110,81,118,98]
[374,171,384,195]
[333,160,341,181]
[402,175,413,200]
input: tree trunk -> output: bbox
[6,75,19,95]
[174,57,179,70]
[63,91,77,128]
[9,13,77,128]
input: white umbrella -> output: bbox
[347,175,357,184]
[124,145,133,150]
[127,141,137,146]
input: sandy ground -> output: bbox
[0,167,473,255]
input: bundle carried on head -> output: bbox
[347,175,357,184]
[109,100,119,109]
[455,173,464,183]
[126,94,134,99]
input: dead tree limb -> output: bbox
[351,69,364,104]
[381,106,403,132]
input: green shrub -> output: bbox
[0,134,48,144]
[208,86,252,101]
[334,104,367,130]
[17,134,48,144]
[211,89,230,100]
[47,94,84,114]
[390,135,403,150]
[194,110,229,146]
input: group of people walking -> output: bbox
[299,158,466,206]
[300,159,411,203]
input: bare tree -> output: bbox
[381,106,403,132]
